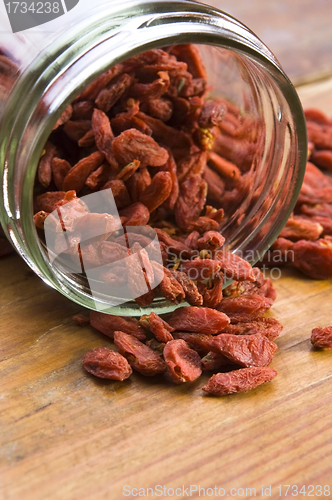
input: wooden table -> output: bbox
[1,2,332,499]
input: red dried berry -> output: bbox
[222,317,283,342]
[311,326,332,349]
[139,312,174,343]
[73,313,90,327]
[172,332,213,355]
[113,331,166,376]
[163,339,202,383]
[202,367,278,396]
[90,311,146,341]
[168,306,230,334]
[210,333,278,367]
[217,294,273,323]
[293,238,332,280]
[112,128,169,168]
[83,347,132,380]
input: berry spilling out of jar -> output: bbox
[30,44,279,395]
[30,45,332,396]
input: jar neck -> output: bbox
[0,0,307,313]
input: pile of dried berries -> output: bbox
[30,44,281,395]
[263,108,332,280]
[1,44,332,394]
[79,265,280,396]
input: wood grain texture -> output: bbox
[297,76,332,115]
[1,259,332,499]
[209,0,332,85]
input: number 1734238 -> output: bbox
[277,485,330,497]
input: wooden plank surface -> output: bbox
[1,4,332,500]
[209,0,332,85]
[1,256,332,499]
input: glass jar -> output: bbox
[0,0,307,315]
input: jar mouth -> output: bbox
[0,1,307,315]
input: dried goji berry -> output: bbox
[112,128,169,168]
[172,331,212,355]
[129,71,170,101]
[210,333,277,367]
[76,64,124,101]
[203,165,225,204]
[311,326,332,349]
[171,270,203,306]
[207,151,241,186]
[176,151,205,182]
[92,108,117,165]
[300,203,332,219]
[260,237,294,267]
[311,150,332,172]
[136,111,192,157]
[62,151,105,193]
[90,311,146,340]
[293,238,332,279]
[202,367,278,396]
[184,230,200,250]
[119,202,150,227]
[215,250,255,282]
[222,317,282,342]
[63,119,91,142]
[139,312,174,343]
[311,216,332,237]
[78,129,95,148]
[151,261,185,304]
[189,216,221,233]
[198,101,227,128]
[72,313,90,327]
[154,228,195,259]
[102,179,131,209]
[201,351,230,372]
[168,306,230,334]
[304,108,331,126]
[51,157,71,191]
[217,294,273,323]
[139,171,173,212]
[279,215,323,241]
[160,150,179,210]
[170,44,207,79]
[163,339,202,383]
[126,167,151,203]
[33,210,50,229]
[125,244,154,306]
[83,347,132,380]
[72,100,94,120]
[113,331,166,376]
[197,231,225,251]
[175,174,207,231]
[38,141,57,188]
[53,104,73,130]
[36,191,67,213]
[145,97,173,122]
[95,73,134,112]
[197,274,224,309]
[111,112,153,136]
